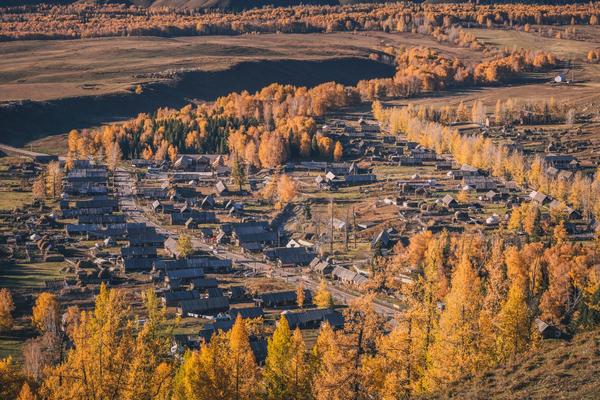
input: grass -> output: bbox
[428,328,600,399]
[0,262,66,290]
[0,190,33,211]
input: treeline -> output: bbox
[66,82,355,168]
[373,101,600,221]
[357,46,558,100]
[3,232,600,399]
[1,1,599,41]
[68,42,560,169]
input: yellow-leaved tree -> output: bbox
[314,280,333,309]
[173,315,259,400]
[263,315,293,400]
[0,288,15,332]
[41,284,173,400]
[425,256,485,389]
[32,292,59,334]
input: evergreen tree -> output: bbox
[263,316,293,400]
[229,315,259,400]
[425,256,484,389]
[231,155,247,192]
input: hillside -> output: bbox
[428,329,600,400]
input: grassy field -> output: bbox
[0,31,483,103]
[0,262,66,290]
[0,190,33,211]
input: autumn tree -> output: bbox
[263,315,294,400]
[42,284,173,399]
[296,283,305,309]
[229,315,260,400]
[495,278,532,362]
[278,175,298,204]
[333,141,343,162]
[426,256,484,389]
[0,357,27,400]
[17,383,36,400]
[0,288,15,332]
[231,155,247,192]
[312,323,352,400]
[471,100,486,124]
[32,292,59,334]
[177,234,194,258]
[123,290,173,400]
[32,176,46,200]
[554,220,568,244]
[45,161,63,199]
[106,140,122,171]
[314,280,333,309]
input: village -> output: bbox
[1,98,596,366]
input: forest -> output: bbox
[64,44,559,171]
[2,229,599,399]
[0,2,598,41]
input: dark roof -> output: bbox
[155,257,232,272]
[166,268,205,281]
[123,257,155,271]
[263,247,315,266]
[163,290,200,306]
[190,278,219,290]
[170,212,216,225]
[207,287,224,298]
[121,246,157,257]
[256,290,312,306]
[178,296,230,315]
[229,307,264,319]
[283,308,342,329]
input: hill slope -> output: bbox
[429,329,600,400]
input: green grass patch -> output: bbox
[0,262,66,290]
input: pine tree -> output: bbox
[17,383,36,400]
[263,315,293,400]
[312,323,352,400]
[314,280,333,309]
[426,256,484,389]
[124,290,173,400]
[41,284,174,399]
[0,288,15,332]
[229,315,259,400]
[296,284,305,309]
[231,155,247,192]
[289,328,313,400]
[496,281,532,362]
[0,357,27,400]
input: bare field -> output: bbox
[0,31,481,102]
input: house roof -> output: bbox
[257,290,311,305]
[332,265,357,282]
[215,180,228,194]
[263,246,315,266]
[441,194,457,206]
[163,290,200,304]
[529,191,548,203]
[283,308,341,329]
[178,296,229,314]
[229,307,264,320]
[166,268,205,281]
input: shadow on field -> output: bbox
[0,57,395,147]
